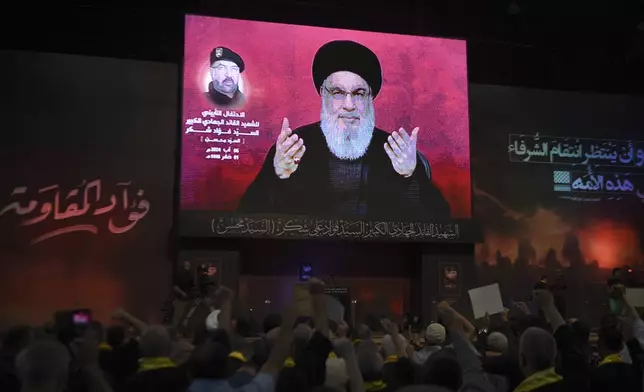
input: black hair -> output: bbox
[106,325,126,348]
[599,314,623,352]
[2,325,32,352]
[422,354,463,392]
[262,314,282,334]
[189,340,230,379]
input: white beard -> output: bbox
[320,98,375,161]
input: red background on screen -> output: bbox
[181,15,471,218]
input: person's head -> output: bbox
[189,340,230,379]
[210,60,240,96]
[263,313,282,334]
[16,340,70,392]
[88,321,104,341]
[599,314,624,356]
[425,323,447,346]
[380,334,397,358]
[233,314,253,338]
[353,323,372,342]
[139,325,173,358]
[325,357,349,392]
[313,41,381,161]
[209,47,244,98]
[487,332,509,354]
[422,355,463,392]
[356,340,383,381]
[363,314,383,334]
[519,327,557,376]
[320,71,375,160]
[206,265,218,276]
[182,260,191,271]
[293,322,313,341]
[2,325,33,353]
[106,325,126,348]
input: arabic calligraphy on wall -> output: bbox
[507,133,644,203]
[212,217,460,241]
[553,170,644,200]
[508,133,644,167]
[0,179,150,244]
[184,109,261,162]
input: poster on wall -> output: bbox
[175,250,241,296]
[180,15,476,242]
[439,262,461,298]
[470,84,644,322]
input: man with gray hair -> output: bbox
[239,40,450,221]
[123,325,189,392]
[515,327,563,392]
[356,340,387,390]
[15,340,70,392]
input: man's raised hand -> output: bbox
[384,127,419,178]
[273,117,306,179]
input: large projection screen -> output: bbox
[180,15,473,242]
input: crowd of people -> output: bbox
[1,278,643,392]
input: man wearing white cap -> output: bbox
[411,323,446,366]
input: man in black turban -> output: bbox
[238,40,450,220]
[206,46,245,107]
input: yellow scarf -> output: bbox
[598,353,624,367]
[229,351,248,362]
[514,367,563,392]
[285,351,337,367]
[98,342,112,351]
[353,339,362,344]
[284,356,296,368]
[138,357,176,373]
[364,380,387,391]
[384,355,398,364]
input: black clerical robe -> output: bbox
[238,122,451,221]
[206,82,245,107]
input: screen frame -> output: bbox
[178,13,479,243]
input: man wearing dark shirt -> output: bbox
[206,46,245,108]
[238,40,450,221]
[172,261,196,334]
[175,260,195,298]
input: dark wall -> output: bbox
[0,51,177,325]
[238,240,419,277]
[181,237,473,320]
[2,4,641,94]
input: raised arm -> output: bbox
[111,308,148,335]
[437,301,494,392]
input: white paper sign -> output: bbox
[324,295,345,324]
[626,288,644,307]
[468,283,504,319]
